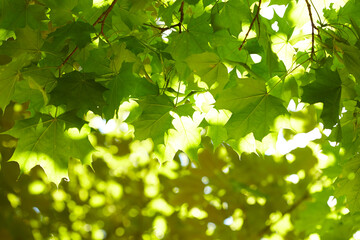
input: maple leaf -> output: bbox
[43,21,95,52]
[0,54,32,110]
[156,113,202,163]
[0,27,43,58]
[42,0,92,26]
[103,63,158,119]
[210,0,249,36]
[5,109,93,185]
[50,71,107,115]
[216,78,287,140]
[132,95,174,146]
[0,0,47,29]
[186,52,229,91]
[302,66,342,128]
[335,155,360,212]
[166,13,213,61]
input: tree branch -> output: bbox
[239,0,262,51]
[93,0,118,36]
[310,0,322,26]
[305,0,317,60]
[178,1,185,33]
[58,0,118,70]
[145,1,185,33]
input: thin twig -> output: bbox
[145,1,185,33]
[178,1,184,33]
[309,0,322,26]
[239,0,262,51]
[93,0,118,27]
[175,80,181,106]
[144,23,180,33]
[58,0,118,70]
[175,90,207,106]
[59,47,78,70]
[95,0,118,36]
[305,0,317,60]
[322,23,359,40]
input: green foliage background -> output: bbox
[1,0,360,239]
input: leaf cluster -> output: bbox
[1,0,360,239]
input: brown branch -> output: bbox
[309,0,322,26]
[239,0,262,51]
[58,0,118,70]
[93,0,118,27]
[144,1,185,33]
[58,47,78,70]
[305,0,317,60]
[178,1,184,33]
[144,23,178,33]
[94,0,118,36]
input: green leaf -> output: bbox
[108,42,137,73]
[41,0,79,26]
[5,111,93,185]
[13,67,57,114]
[169,114,202,162]
[132,95,174,145]
[271,11,295,40]
[166,13,213,60]
[184,0,200,5]
[210,0,248,36]
[0,27,43,58]
[339,0,360,30]
[205,108,230,148]
[269,0,289,5]
[22,67,57,92]
[207,125,227,148]
[255,22,287,78]
[335,155,360,212]
[323,3,338,23]
[0,54,12,65]
[158,0,183,26]
[186,52,229,90]
[12,79,45,115]
[216,78,287,140]
[212,30,249,63]
[302,66,342,128]
[44,21,95,51]
[77,46,112,75]
[50,71,107,115]
[0,0,47,29]
[0,54,32,110]
[103,63,158,119]
[334,41,360,81]
[266,75,298,104]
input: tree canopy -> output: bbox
[1,0,360,239]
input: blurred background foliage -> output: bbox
[0,102,357,240]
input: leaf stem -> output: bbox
[239,0,262,51]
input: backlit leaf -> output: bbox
[5,111,93,185]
